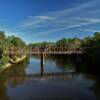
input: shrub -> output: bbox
[0,56,10,68]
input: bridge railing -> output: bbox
[4,46,93,54]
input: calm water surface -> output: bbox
[0,55,100,100]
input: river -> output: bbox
[0,54,100,100]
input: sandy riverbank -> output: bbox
[2,55,27,71]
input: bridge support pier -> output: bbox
[40,53,44,77]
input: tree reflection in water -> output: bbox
[0,55,100,99]
[0,71,10,100]
[45,54,100,97]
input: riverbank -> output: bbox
[1,55,27,71]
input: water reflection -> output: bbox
[0,71,10,100]
[40,54,44,77]
[0,54,100,100]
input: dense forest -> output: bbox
[0,31,100,69]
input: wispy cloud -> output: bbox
[33,25,80,37]
[84,29,100,32]
[33,18,100,37]
[44,0,96,17]
[20,15,54,29]
[20,0,100,37]
[33,16,54,20]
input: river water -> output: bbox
[0,55,100,100]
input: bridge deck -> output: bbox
[29,51,83,54]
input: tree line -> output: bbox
[29,32,100,63]
[0,31,100,68]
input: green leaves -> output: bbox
[82,32,100,63]
[0,56,10,67]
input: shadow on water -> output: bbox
[0,54,100,100]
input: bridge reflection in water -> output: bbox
[8,53,75,85]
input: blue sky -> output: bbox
[0,0,100,43]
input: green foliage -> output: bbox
[0,31,5,40]
[7,36,25,48]
[0,31,27,69]
[29,42,54,49]
[0,30,100,66]
[29,32,100,63]
[82,32,100,63]
[30,37,82,51]
[56,38,67,47]
[0,56,10,68]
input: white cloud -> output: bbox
[34,20,100,37]
[33,25,84,37]
[43,0,97,18]
[20,15,54,29]
[34,16,54,20]
[75,18,100,23]
[20,0,97,29]
[84,29,100,32]
[19,0,100,37]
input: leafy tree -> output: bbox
[81,32,100,63]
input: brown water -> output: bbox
[0,55,100,100]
